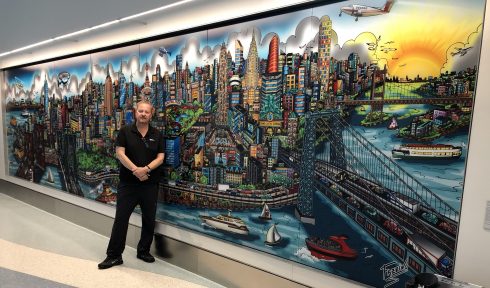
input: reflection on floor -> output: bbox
[0,192,226,288]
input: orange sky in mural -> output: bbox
[374,6,482,78]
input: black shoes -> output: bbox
[98,253,154,269]
[98,256,123,269]
[137,252,155,263]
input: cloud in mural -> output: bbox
[93,63,114,83]
[67,75,80,94]
[332,32,381,66]
[8,70,53,102]
[442,24,482,74]
[181,36,207,69]
[284,16,322,54]
[91,54,144,85]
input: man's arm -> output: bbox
[145,152,164,172]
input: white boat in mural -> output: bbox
[264,223,282,246]
[200,210,249,235]
[259,202,272,220]
[47,168,54,183]
[21,109,30,118]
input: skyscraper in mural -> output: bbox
[176,54,183,101]
[141,64,152,101]
[243,29,260,120]
[216,43,229,125]
[118,61,127,108]
[260,34,283,133]
[152,64,164,111]
[318,16,333,108]
[104,65,113,117]
[43,75,49,112]
[128,73,135,108]
[235,40,243,73]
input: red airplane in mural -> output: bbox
[339,0,395,21]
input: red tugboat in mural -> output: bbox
[305,235,358,260]
[96,183,117,205]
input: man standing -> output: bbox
[98,100,165,269]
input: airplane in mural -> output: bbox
[339,0,395,21]
[158,46,172,57]
[13,77,24,89]
[451,46,473,56]
[57,71,70,88]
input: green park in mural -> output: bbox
[3,0,486,287]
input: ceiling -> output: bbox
[0,0,178,54]
[0,0,312,68]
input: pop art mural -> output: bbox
[3,1,486,286]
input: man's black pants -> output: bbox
[106,182,158,258]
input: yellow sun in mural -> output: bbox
[373,5,483,79]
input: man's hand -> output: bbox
[132,167,150,181]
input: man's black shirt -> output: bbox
[115,123,165,184]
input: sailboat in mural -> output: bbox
[388,116,398,130]
[259,202,272,220]
[264,223,282,246]
[46,168,54,183]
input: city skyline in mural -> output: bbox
[3,0,485,287]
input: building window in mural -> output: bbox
[3,0,485,287]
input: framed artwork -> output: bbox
[2,0,485,287]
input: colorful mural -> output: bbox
[3,0,486,287]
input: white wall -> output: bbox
[453,1,490,287]
[1,0,490,287]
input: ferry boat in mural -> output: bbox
[21,109,30,118]
[264,223,282,246]
[391,144,462,160]
[259,202,272,220]
[200,210,249,235]
[305,235,357,260]
[95,183,117,205]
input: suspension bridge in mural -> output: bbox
[279,109,458,277]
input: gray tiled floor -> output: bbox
[0,192,226,288]
[0,267,75,288]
